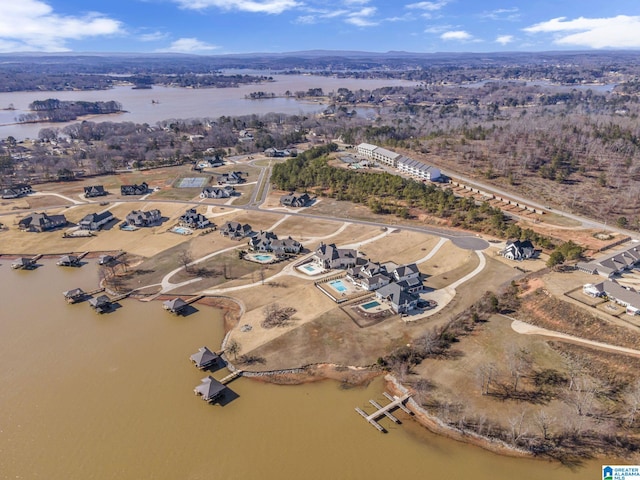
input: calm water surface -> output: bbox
[0,260,599,479]
[0,75,415,140]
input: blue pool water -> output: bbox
[303,265,315,272]
[361,301,380,309]
[329,280,347,292]
[120,225,137,231]
[172,226,192,235]
[253,254,274,261]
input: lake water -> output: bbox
[0,259,599,479]
[0,75,416,140]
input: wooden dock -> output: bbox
[110,291,133,302]
[220,370,243,385]
[355,393,412,433]
[86,287,105,295]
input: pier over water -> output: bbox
[356,392,412,433]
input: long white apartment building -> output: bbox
[356,142,441,180]
[397,157,441,181]
[356,142,402,167]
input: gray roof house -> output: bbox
[347,261,391,291]
[79,211,114,231]
[89,295,112,313]
[83,185,107,197]
[179,209,210,229]
[1,184,32,199]
[63,288,85,303]
[591,279,640,314]
[577,244,640,278]
[280,192,311,208]
[313,242,358,270]
[220,221,252,240]
[248,231,302,255]
[200,186,234,199]
[392,263,420,283]
[124,209,161,227]
[194,376,226,403]
[375,283,420,314]
[120,182,149,196]
[18,212,67,232]
[501,240,535,261]
[217,171,245,185]
[190,346,220,369]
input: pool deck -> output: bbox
[245,253,278,264]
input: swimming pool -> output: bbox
[329,280,347,292]
[171,226,193,235]
[120,224,138,231]
[253,254,273,261]
[361,300,380,310]
[303,265,315,272]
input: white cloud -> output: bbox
[524,15,640,48]
[424,24,453,34]
[0,1,122,52]
[480,7,520,21]
[405,1,449,11]
[496,34,514,45]
[294,9,348,24]
[173,0,300,14]
[160,38,220,53]
[441,30,472,41]
[139,31,169,42]
[345,6,378,27]
[343,0,370,4]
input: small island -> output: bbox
[17,99,124,123]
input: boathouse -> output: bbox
[63,288,85,303]
[57,255,81,267]
[163,298,188,314]
[89,295,111,313]
[194,376,226,403]
[11,257,36,269]
[190,346,220,369]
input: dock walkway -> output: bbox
[355,393,412,433]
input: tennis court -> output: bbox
[175,177,209,188]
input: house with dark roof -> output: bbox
[194,376,226,403]
[347,261,391,291]
[205,156,225,167]
[2,184,32,199]
[200,186,234,199]
[577,244,640,278]
[18,212,67,232]
[280,192,311,208]
[248,231,302,255]
[89,295,112,313]
[392,263,420,283]
[313,242,358,270]
[501,240,535,261]
[63,288,86,303]
[83,185,107,198]
[190,346,219,369]
[120,182,149,196]
[79,211,114,231]
[220,221,252,240]
[98,254,115,265]
[217,172,245,185]
[375,283,420,314]
[179,209,210,229]
[124,209,161,227]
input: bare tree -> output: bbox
[625,380,640,427]
[225,339,241,361]
[178,250,194,274]
[533,409,555,440]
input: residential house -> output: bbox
[501,240,535,261]
[355,143,402,167]
[217,172,245,185]
[346,261,391,291]
[83,185,107,197]
[78,211,114,231]
[18,212,67,232]
[179,209,211,229]
[1,184,32,199]
[264,148,292,157]
[248,230,302,255]
[124,209,161,227]
[392,263,421,283]
[590,279,640,315]
[220,221,252,240]
[280,192,311,208]
[313,242,358,270]
[375,283,420,314]
[200,186,234,199]
[577,244,640,278]
[120,182,149,196]
[205,156,225,167]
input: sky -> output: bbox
[1,0,640,54]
